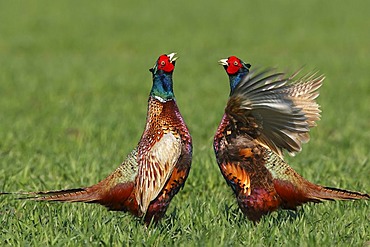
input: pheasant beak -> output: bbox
[218,58,228,66]
[167,52,178,63]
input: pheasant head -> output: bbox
[219,56,251,94]
[149,53,178,102]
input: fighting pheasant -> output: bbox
[2,53,192,225]
[213,56,369,222]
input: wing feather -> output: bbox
[226,69,324,157]
[135,132,181,213]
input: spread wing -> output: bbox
[226,69,324,157]
[135,132,181,214]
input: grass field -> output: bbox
[0,0,369,246]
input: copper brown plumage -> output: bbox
[214,56,369,222]
[2,53,192,225]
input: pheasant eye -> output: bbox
[160,61,166,66]
[233,61,239,66]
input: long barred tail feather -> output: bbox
[1,187,102,203]
[307,185,370,201]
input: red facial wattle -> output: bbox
[157,55,175,73]
[226,56,242,75]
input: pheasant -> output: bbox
[213,56,369,222]
[2,53,192,225]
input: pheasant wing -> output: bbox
[226,70,324,157]
[135,132,181,214]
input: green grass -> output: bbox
[0,0,369,246]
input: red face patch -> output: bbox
[156,55,175,73]
[226,56,243,75]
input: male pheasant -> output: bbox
[213,56,369,222]
[3,53,192,225]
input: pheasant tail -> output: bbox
[13,175,136,212]
[268,151,369,209]
[21,187,103,203]
[5,148,139,212]
[306,184,370,201]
